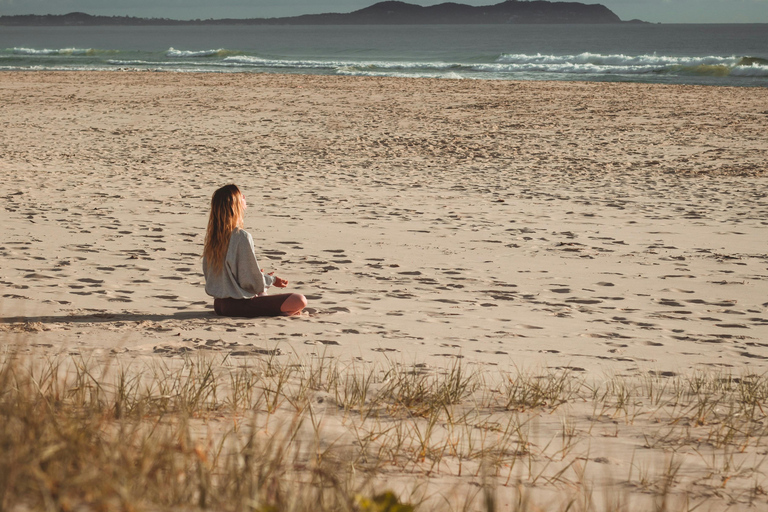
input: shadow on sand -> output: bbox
[2,310,216,326]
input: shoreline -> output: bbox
[3,68,768,89]
[1,70,765,91]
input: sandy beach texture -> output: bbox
[2,72,768,510]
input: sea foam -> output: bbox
[166,48,237,58]
[3,44,765,83]
[491,52,768,77]
[12,47,96,56]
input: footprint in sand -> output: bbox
[739,351,768,360]
[566,298,603,305]
[323,306,350,313]
[387,291,415,299]
[648,370,677,377]
[23,272,56,280]
[664,288,695,294]
[78,278,104,285]
[262,249,286,260]
[658,299,684,307]
[485,290,517,301]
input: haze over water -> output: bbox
[1,23,767,86]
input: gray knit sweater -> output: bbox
[203,228,276,299]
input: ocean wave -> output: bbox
[108,59,208,67]
[166,47,238,58]
[729,64,768,77]
[12,47,97,56]
[474,62,650,75]
[336,67,465,79]
[219,53,768,78]
[108,57,304,70]
[223,55,463,74]
[351,60,457,71]
[737,57,768,66]
[491,52,768,77]
[496,52,740,67]
[4,47,766,81]
[0,64,118,71]
[223,55,346,69]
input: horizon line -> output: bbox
[2,14,768,24]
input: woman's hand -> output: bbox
[269,272,288,288]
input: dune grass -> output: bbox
[1,346,767,511]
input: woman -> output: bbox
[203,184,307,317]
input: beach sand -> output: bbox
[2,72,768,509]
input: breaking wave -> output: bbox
[165,47,239,58]
[2,45,766,84]
[12,47,98,56]
[491,52,768,77]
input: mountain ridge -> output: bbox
[0,1,635,26]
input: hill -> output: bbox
[0,1,627,25]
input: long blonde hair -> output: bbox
[203,184,245,274]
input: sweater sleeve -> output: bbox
[232,231,273,295]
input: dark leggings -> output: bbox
[213,294,293,318]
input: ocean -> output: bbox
[1,23,766,87]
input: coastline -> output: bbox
[2,71,767,509]
[2,24,767,87]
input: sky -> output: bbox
[0,0,767,24]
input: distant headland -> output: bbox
[0,1,643,26]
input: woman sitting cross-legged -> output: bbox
[202,184,307,317]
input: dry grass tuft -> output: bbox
[2,348,767,511]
